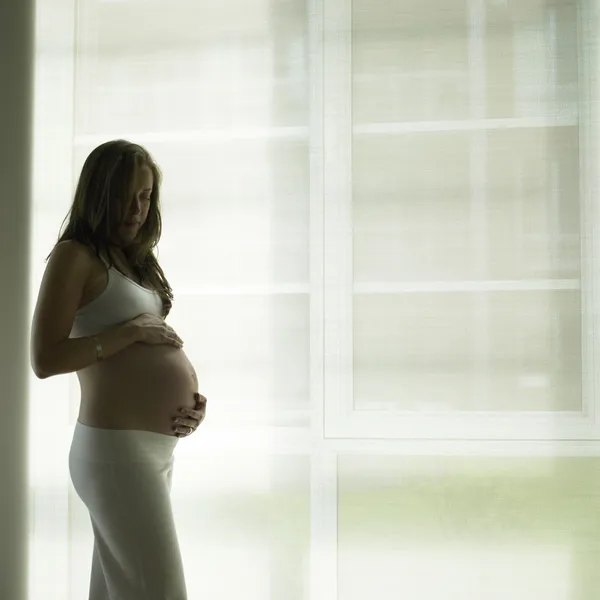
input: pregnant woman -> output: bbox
[30,140,206,599]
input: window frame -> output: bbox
[322,0,600,443]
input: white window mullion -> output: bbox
[308,0,325,447]
[309,451,338,600]
[467,0,491,411]
[310,1,339,599]
[323,0,354,439]
[578,0,600,425]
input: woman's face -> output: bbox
[117,163,154,245]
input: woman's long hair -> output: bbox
[47,139,173,316]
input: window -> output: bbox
[29,1,600,599]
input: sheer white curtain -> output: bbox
[29,0,600,599]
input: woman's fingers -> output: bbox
[173,416,198,429]
[173,393,207,436]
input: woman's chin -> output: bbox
[117,227,139,244]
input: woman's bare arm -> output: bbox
[30,240,141,379]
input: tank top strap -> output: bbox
[97,251,111,270]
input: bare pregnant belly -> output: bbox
[76,343,199,436]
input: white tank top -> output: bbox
[70,257,164,338]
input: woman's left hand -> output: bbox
[173,392,207,438]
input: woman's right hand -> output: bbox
[128,313,183,347]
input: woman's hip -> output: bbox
[69,419,179,463]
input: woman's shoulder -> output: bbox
[52,239,92,259]
[51,239,107,272]
[59,238,111,258]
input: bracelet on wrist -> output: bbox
[92,336,104,362]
